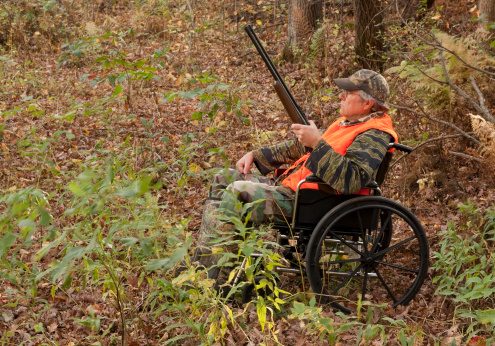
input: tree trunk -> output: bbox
[353,0,385,71]
[283,0,323,60]
[479,0,495,23]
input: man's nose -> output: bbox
[339,92,345,100]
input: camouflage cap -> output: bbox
[333,69,390,103]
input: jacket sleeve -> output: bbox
[304,129,392,194]
[251,139,306,175]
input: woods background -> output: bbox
[0,0,494,344]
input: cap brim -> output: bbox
[334,77,385,103]
[333,78,360,91]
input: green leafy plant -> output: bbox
[387,31,493,109]
[432,202,495,341]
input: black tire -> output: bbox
[305,197,429,314]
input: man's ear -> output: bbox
[363,99,374,111]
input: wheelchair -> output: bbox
[236,143,429,314]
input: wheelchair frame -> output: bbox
[237,143,430,314]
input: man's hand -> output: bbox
[291,120,321,149]
[236,152,254,174]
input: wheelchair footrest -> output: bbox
[273,266,306,276]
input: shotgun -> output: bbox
[244,25,309,125]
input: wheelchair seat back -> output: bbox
[290,149,396,229]
[294,191,357,227]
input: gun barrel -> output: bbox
[244,25,280,81]
[244,25,308,125]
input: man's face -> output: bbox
[338,90,370,121]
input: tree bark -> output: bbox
[479,0,495,23]
[353,0,385,71]
[283,0,323,60]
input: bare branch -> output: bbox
[449,151,483,163]
[390,133,474,168]
[390,102,482,146]
[438,50,495,124]
[470,75,490,115]
[394,0,495,78]
[2,129,21,138]
[404,55,448,85]
[433,41,495,79]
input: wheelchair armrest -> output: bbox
[365,181,379,189]
[306,174,379,190]
[389,142,412,154]
[301,175,337,195]
[305,174,325,183]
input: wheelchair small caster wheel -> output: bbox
[242,276,273,303]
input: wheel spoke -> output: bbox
[371,211,391,254]
[329,262,364,296]
[326,229,364,257]
[375,260,419,273]
[369,208,381,243]
[371,263,397,303]
[356,210,368,256]
[374,235,417,258]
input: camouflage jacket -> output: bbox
[252,114,392,194]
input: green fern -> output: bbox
[386,30,492,108]
[309,25,326,60]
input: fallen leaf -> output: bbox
[0,310,14,322]
[47,321,58,333]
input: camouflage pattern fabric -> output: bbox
[192,169,294,281]
[338,111,385,127]
[333,69,390,103]
[252,128,392,194]
[214,169,294,224]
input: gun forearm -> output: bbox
[274,81,308,125]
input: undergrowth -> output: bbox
[1,0,494,344]
[433,202,495,343]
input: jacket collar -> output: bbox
[338,112,385,127]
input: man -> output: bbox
[188,69,398,289]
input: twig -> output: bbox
[2,129,21,138]
[391,2,495,124]
[394,0,495,78]
[95,247,127,346]
[438,50,495,124]
[390,102,482,146]
[185,0,197,35]
[151,92,173,138]
[470,75,490,116]
[449,151,483,163]
[403,55,448,85]
[390,133,474,168]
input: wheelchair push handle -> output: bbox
[389,143,412,154]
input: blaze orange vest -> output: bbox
[281,115,399,195]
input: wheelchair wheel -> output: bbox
[305,196,429,314]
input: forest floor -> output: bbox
[1,0,494,345]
